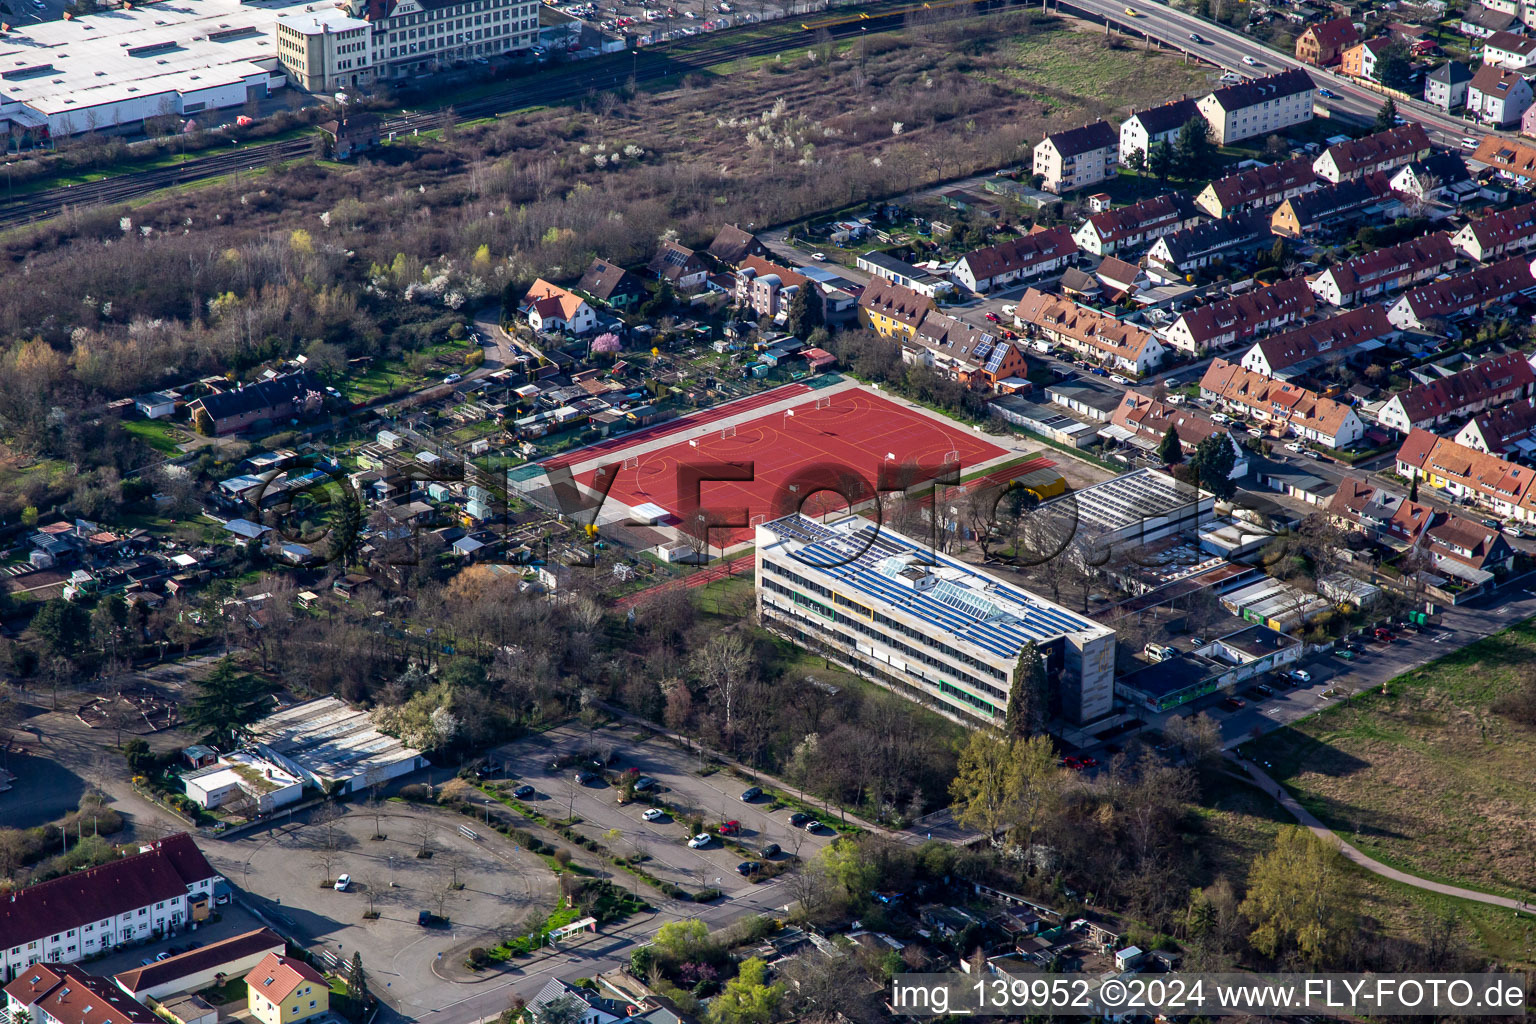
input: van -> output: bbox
[1461,137,1478,149]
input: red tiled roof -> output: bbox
[113,928,286,997]
[1313,231,1455,299]
[1317,124,1430,177]
[1302,17,1360,51]
[1457,198,1536,252]
[1204,156,1317,211]
[1175,277,1316,346]
[955,226,1076,281]
[857,277,932,328]
[34,972,159,1024]
[1397,256,1536,320]
[1245,303,1394,372]
[1388,351,1535,424]
[1397,428,1536,506]
[1200,358,1357,438]
[1079,193,1201,245]
[244,953,327,1005]
[0,835,217,951]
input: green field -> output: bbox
[122,417,190,455]
[1241,620,1536,899]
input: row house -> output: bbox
[1200,358,1365,447]
[1195,156,1317,218]
[1033,121,1118,194]
[1308,231,1458,306]
[1461,3,1520,37]
[856,277,933,342]
[1195,69,1316,145]
[905,310,1029,388]
[1452,198,1536,261]
[1467,65,1534,127]
[1117,98,1201,163]
[1386,256,1536,329]
[1455,395,1536,453]
[1328,476,1516,591]
[1014,289,1167,376]
[1162,277,1315,355]
[1395,428,1536,522]
[1375,350,1536,432]
[1295,17,1361,65]
[950,226,1077,293]
[1146,210,1272,277]
[0,835,220,982]
[1271,172,1396,238]
[1072,193,1204,257]
[1312,123,1431,183]
[1471,136,1536,187]
[1481,29,1536,67]
[732,256,810,319]
[4,964,159,1024]
[1389,152,1473,204]
[1109,391,1231,452]
[1238,303,1396,377]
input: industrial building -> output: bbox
[754,514,1117,727]
[246,696,427,794]
[182,750,303,814]
[1038,468,1214,552]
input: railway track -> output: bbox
[0,0,1010,228]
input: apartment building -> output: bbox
[1117,98,1201,163]
[1200,358,1365,447]
[1482,29,1536,67]
[1312,124,1431,183]
[1238,303,1396,377]
[1196,69,1316,145]
[1424,60,1473,110]
[1395,428,1536,522]
[1295,17,1361,65]
[904,311,1029,389]
[1386,256,1536,329]
[755,514,1117,727]
[950,227,1077,293]
[275,9,376,92]
[1014,289,1167,376]
[1271,173,1396,237]
[1307,231,1458,306]
[1451,198,1536,261]
[1033,121,1118,194]
[1455,396,1536,453]
[1467,64,1534,126]
[1146,211,1271,276]
[0,835,219,982]
[1163,277,1315,355]
[1195,156,1318,218]
[1375,351,1536,432]
[344,0,537,79]
[732,256,810,319]
[1470,136,1536,186]
[1072,193,1204,257]
[857,278,933,342]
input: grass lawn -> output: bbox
[122,417,191,455]
[1240,619,1536,899]
[340,364,419,404]
[1007,32,1215,112]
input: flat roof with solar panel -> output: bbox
[247,695,427,790]
[1039,467,1212,545]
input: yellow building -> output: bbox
[244,952,330,1024]
[855,277,932,343]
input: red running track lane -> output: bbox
[580,388,1010,546]
[540,382,814,471]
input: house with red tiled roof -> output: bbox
[1238,304,1396,377]
[1072,193,1205,257]
[1195,156,1318,218]
[113,928,286,1003]
[1014,289,1165,376]
[1467,65,1534,127]
[905,310,1029,388]
[1386,256,1536,330]
[1375,351,1536,432]
[1109,391,1234,456]
[1296,17,1360,66]
[0,835,220,983]
[520,279,598,336]
[951,227,1077,293]
[5,964,159,1024]
[1312,124,1431,183]
[1164,277,1315,355]
[1450,199,1536,261]
[1395,428,1536,522]
[732,256,810,319]
[1470,136,1536,186]
[1308,231,1458,306]
[1454,396,1536,454]
[243,954,328,1024]
[857,277,933,342]
[1200,358,1364,447]
[1270,172,1397,238]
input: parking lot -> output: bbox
[490,723,836,893]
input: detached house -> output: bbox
[1312,123,1431,182]
[857,277,933,342]
[1424,60,1473,110]
[521,279,598,335]
[1467,64,1534,127]
[244,953,328,1024]
[1117,98,1201,163]
[1146,211,1272,276]
[1072,193,1204,257]
[1296,17,1360,65]
[1387,256,1536,329]
[647,241,709,291]
[576,258,646,310]
[188,372,322,437]
[1200,358,1365,448]
[951,227,1077,293]
[1238,303,1396,377]
[1196,69,1315,144]
[706,224,770,267]
[1163,277,1315,355]
[1308,231,1458,306]
[1195,156,1317,218]
[1033,121,1118,193]
[1482,29,1536,67]
[1451,198,1536,260]
[1455,395,1536,453]
[1469,137,1536,187]
[905,310,1029,388]
[1375,351,1536,432]
[1014,289,1166,376]
[1340,36,1395,80]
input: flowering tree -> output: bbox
[591,332,622,357]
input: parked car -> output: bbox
[719,819,741,836]
[803,819,822,832]
[985,311,1001,323]
[1373,627,1394,642]
[214,892,231,906]
[740,786,762,802]
[688,833,713,848]
[334,874,351,892]
[1288,669,1312,683]
[633,775,657,792]
[512,784,535,799]
[1001,304,1017,316]
[1336,649,1356,660]
[1221,696,1246,711]
[811,252,827,261]
[788,811,810,827]
[1111,374,1131,385]
[643,807,666,821]
[760,842,780,858]
[737,861,761,876]
[574,770,596,785]
[443,373,462,385]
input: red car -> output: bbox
[718,820,741,836]
[1221,696,1246,711]
[985,312,1001,323]
[1373,628,1394,642]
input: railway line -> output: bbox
[0,0,1012,229]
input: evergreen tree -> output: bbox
[1173,117,1214,180]
[1409,474,1418,502]
[1189,434,1237,500]
[186,657,275,749]
[1159,424,1184,465]
[1149,140,1174,185]
[346,952,367,1003]
[1373,98,1398,133]
[1004,642,1045,738]
[785,284,822,337]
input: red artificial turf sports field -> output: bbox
[576,387,1009,545]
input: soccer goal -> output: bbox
[749,513,766,528]
[622,456,640,470]
[721,424,738,439]
[814,395,833,411]
[943,449,961,464]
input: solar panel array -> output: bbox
[763,515,1105,658]
[1048,468,1201,532]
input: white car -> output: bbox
[1242,55,1261,66]
[443,373,462,385]
[810,252,827,261]
[1289,670,1312,684]
[804,819,822,832]
[688,833,713,848]
[643,807,666,821]
[1110,374,1131,385]
[1000,304,1017,317]
[1285,442,1303,453]
[334,874,351,892]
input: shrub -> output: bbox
[398,784,430,802]
[552,848,572,868]
[466,947,489,969]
